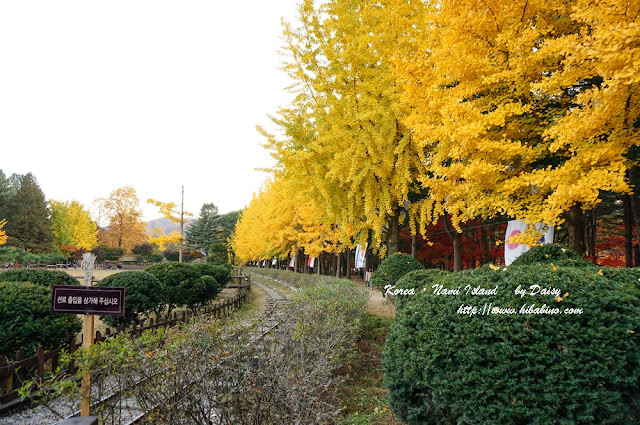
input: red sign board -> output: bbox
[51,285,126,316]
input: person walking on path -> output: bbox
[365,268,373,290]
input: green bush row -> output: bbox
[245,266,341,289]
[0,268,79,287]
[0,263,232,357]
[372,252,424,291]
[0,247,67,266]
[31,272,369,424]
[0,281,81,358]
[384,262,640,424]
[100,262,233,327]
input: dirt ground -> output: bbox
[349,276,396,318]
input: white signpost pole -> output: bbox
[80,253,97,417]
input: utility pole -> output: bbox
[179,186,184,263]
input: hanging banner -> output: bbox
[289,256,296,268]
[354,243,368,269]
[272,257,277,266]
[505,220,555,265]
[308,257,316,267]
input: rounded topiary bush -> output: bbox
[145,262,200,314]
[510,243,588,266]
[393,268,447,309]
[383,264,640,424]
[189,275,219,308]
[97,271,163,327]
[0,268,79,287]
[0,281,82,358]
[192,263,232,289]
[372,252,423,292]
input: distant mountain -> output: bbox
[146,217,193,235]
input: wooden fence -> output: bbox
[0,286,249,410]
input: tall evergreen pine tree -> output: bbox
[3,173,53,252]
[185,203,220,256]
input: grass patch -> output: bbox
[337,313,404,425]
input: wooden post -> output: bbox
[80,252,96,417]
[80,314,94,416]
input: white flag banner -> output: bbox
[272,257,277,266]
[289,256,296,268]
[262,260,266,267]
[308,257,315,268]
[505,220,555,265]
[355,243,368,269]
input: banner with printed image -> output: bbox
[505,220,554,265]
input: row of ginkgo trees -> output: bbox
[232,0,640,271]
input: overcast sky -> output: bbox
[0,1,298,222]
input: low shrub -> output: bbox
[192,263,232,288]
[293,279,369,363]
[392,268,446,309]
[191,275,218,308]
[36,271,369,424]
[246,266,338,289]
[510,243,587,266]
[0,268,79,287]
[372,252,423,292]
[0,281,81,358]
[145,262,200,315]
[384,265,640,424]
[97,271,163,327]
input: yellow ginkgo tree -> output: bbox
[232,177,343,265]
[0,219,7,245]
[50,200,98,253]
[264,0,426,256]
[393,0,638,255]
[147,189,193,262]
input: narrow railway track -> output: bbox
[51,274,291,425]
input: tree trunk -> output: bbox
[585,209,597,258]
[388,209,401,255]
[564,204,586,256]
[480,225,490,265]
[624,195,634,267]
[628,167,640,255]
[629,194,640,250]
[346,248,351,279]
[443,215,463,272]
[335,252,341,278]
[411,234,417,258]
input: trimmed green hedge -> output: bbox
[0,282,81,358]
[97,271,163,327]
[372,252,423,292]
[246,267,338,289]
[192,263,231,288]
[0,268,79,287]
[510,243,590,267]
[145,262,200,314]
[384,265,640,424]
